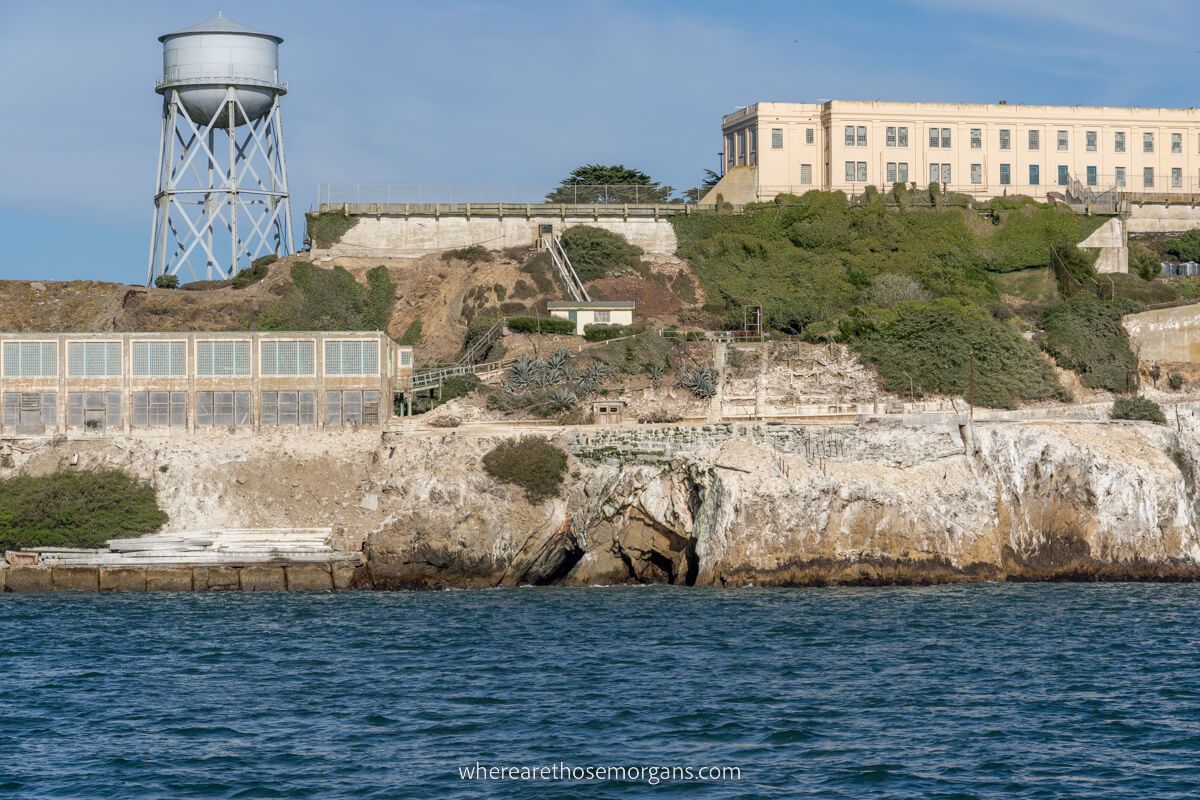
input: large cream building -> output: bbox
[708,100,1200,204]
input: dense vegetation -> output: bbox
[546,164,672,204]
[261,262,395,331]
[232,262,269,289]
[560,225,644,281]
[670,190,1148,407]
[1111,397,1167,424]
[506,316,577,335]
[441,245,493,264]
[0,470,167,552]
[482,436,569,503]
[1039,296,1140,393]
[1166,229,1200,262]
[306,211,360,248]
[583,323,644,341]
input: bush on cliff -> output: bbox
[1111,397,1167,425]
[846,298,1068,408]
[261,262,395,331]
[559,225,644,281]
[506,316,577,335]
[0,469,167,552]
[1038,295,1140,393]
[306,211,359,249]
[482,436,568,503]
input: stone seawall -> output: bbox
[1,562,359,593]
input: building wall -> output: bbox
[0,332,411,437]
[317,214,679,259]
[1123,305,1200,363]
[724,100,1200,201]
[549,307,635,335]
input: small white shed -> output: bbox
[547,300,636,335]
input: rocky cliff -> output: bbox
[6,411,1200,587]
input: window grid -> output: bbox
[1144,132,1154,153]
[800,164,812,185]
[999,129,1011,150]
[196,340,250,377]
[970,128,981,149]
[260,340,316,376]
[1028,130,1040,151]
[971,164,982,185]
[1115,131,1126,153]
[1057,130,1069,151]
[3,341,58,378]
[1029,165,1040,186]
[1086,131,1097,152]
[897,127,908,147]
[1172,132,1183,154]
[324,340,380,376]
[67,341,121,377]
[1000,164,1011,185]
[132,341,186,377]
[770,128,783,149]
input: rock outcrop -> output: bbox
[7,410,1200,588]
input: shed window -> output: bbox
[196,340,250,377]
[132,341,186,377]
[324,340,380,375]
[4,341,57,378]
[67,341,121,377]
[261,340,316,376]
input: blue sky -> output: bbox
[0,0,1195,285]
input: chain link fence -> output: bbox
[316,184,708,205]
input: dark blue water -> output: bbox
[2,585,1200,798]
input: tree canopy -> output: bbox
[546,164,672,204]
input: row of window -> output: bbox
[816,125,1197,154]
[2,390,382,433]
[1,339,387,379]
[736,126,815,162]
[844,160,1186,189]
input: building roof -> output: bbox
[546,301,636,310]
[159,13,283,44]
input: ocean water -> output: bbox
[2,584,1199,799]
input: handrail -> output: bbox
[541,236,590,302]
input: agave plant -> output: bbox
[678,365,718,399]
[547,386,578,413]
[506,355,539,393]
[545,349,571,385]
[646,364,665,389]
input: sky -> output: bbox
[0,0,1197,285]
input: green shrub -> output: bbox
[1166,229,1200,262]
[399,319,424,346]
[251,254,278,268]
[481,436,568,503]
[1169,372,1185,391]
[441,245,493,264]
[583,323,644,341]
[1111,397,1167,424]
[982,205,1095,272]
[519,252,557,293]
[1129,240,1162,281]
[1038,295,1140,393]
[441,374,480,401]
[261,262,395,331]
[0,469,167,552]
[849,298,1067,408]
[506,316,577,335]
[306,211,360,248]
[232,262,269,289]
[181,279,231,291]
[860,273,931,307]
[559,226,643,281]
[154,274,180,289]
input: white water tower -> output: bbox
[148,13,294,283]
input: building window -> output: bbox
[66,341,121,377]
[130,391,186,429]
[3,341,57,378]
[971,163,982,185]
[1057,130,1069,151]
[800,164,812,184]
[886,162,897,184]
[941,164,951,183]
[970,128,982,149]
[726,135,735,169]
[594,310,611,323]
[325,390,382,427]
[1029,164,1040,186]
[771,128,783,149]
[805,128,814,145]
[999,129,1011,150]
[845,126,855,147]
[856,126,867,147]
[737,130,746,164]
[3,392,57,435]
[195,340,250,377]
[67,392,122,433]
[845,161,855,182]
[196,391,251,428]
[1057,165,1069,186]
[1087,166,1097,187]
[324,339,380,376]
[1144,132,1154,153]
[1000,164,1011,185]
[261,391,317,427]
[1144,167,1155,188]
[897,162,909,183]
[1115,167,1126,187]
[398,350,412,368]
[941,128,951,149]
[260,340,316,376]
[132,340,186,377]
[929,127,939,148]
[897,127,908,147]
[929,164,939,184]
[749,129,757,164]
[886,126,896,147]
[1115,131,1126,153]
[1086,130,1097,152]
[856,162,867,182]
[1173,167,1183,188]
[1028,130,1040,151]
[1172,132,1183,154]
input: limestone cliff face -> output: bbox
[6,413,1200,587]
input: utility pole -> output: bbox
[968,349,976,420]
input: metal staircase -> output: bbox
[541,235,590,302]
[410,316,511,390]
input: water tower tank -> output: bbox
[157,13,285,126]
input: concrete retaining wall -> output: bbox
[315,214,678,259]
[1127,203,1200,233]
[1,562,359,592]
[1124,304,1200,363]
